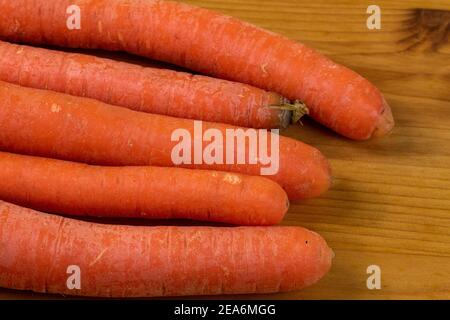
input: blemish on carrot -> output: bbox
[12,19,20,32]
[221,266,230,276]
[89,247,108,267]
[98,21,103,33]
[261,63,268,75]
[51,103,61,113]
[223,174,241,185]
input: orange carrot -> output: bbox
[0,0,394,140]
[0,40,296,129]
[0,200,333,297]
[0,151,288,225]
[0,81,331,200]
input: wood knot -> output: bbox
[403,9,450,52]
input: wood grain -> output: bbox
[1,0,449,300]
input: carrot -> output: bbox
[0,0,394,140]
[0,81,331,200]
[0,200,333,297]
[0,40,298,129]
[0,151,288,225]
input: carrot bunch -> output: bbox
[0,0,394,298]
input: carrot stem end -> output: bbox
[270,100,309,125]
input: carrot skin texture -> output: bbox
[0,0,394,139]
[0,201,333,297]
[0,41,288,129]
[0,81,331,200]
[0,152,288,225]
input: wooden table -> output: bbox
[1,0,449,300]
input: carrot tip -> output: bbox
[372,97,395,138]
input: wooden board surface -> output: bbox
[1,0,449,300]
